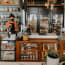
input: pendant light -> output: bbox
[45,0,50,8]
[45,0,56,8]
[51,4,54,10]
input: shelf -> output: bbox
[27,3,45,7]
[0,31,7,32]
[0,12,21,14]
[54,4,64,6]
[0,1,22,37]
[27,2,64,7]
[0,4,20,6]
[21,49,39,52]
[0,11,20,13]
[0,32,7,34]
[1,50,15,51]
[0,17,19,20]
[40,19,48,21]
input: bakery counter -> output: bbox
[0,33,59,61]
[0,33,58,41]
[29,33,58,39]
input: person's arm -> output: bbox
[6,21,12,31]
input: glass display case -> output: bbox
[21,43,40,61]
[1,51,15,61]
[16,40,61,62]
[0,41,16,61]
[1,41,15,50]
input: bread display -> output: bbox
[1,43,15,50]
[1,51,15,60]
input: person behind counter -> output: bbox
[6,14,18,37]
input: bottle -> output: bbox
[1,22,3,32]
[49,24,53,33]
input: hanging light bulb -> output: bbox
[45,3,48,7]
[45,3,49,8]
[45,0,50,8]
[22,0,24,3]
[51,4,54,10]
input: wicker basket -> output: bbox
[23,34,29,41]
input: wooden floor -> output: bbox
[0,62,43,65]
[0,62,62,65]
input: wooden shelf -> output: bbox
[54,4,64,6]
[0,31,7,32]
[27,3,45,7]
[0,4,19,6]
[40,19,48,21]
[0,12,20,14]
[27,4,64,7]
[27,2,64,7]
[21,49,39,52]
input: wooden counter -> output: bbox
[16,38,65,62]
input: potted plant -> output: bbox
[60,55,65,65]
[47,49,60,65]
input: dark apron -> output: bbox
[8,23,16,34]
[8,23,17,38]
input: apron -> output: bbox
[8,23,15,34]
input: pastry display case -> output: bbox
[16,39,63,62]
[1,51,15,61]
[21,43,40,61]
[0,41,16,61]
[20,43,41,61]
[1,41,15,50]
